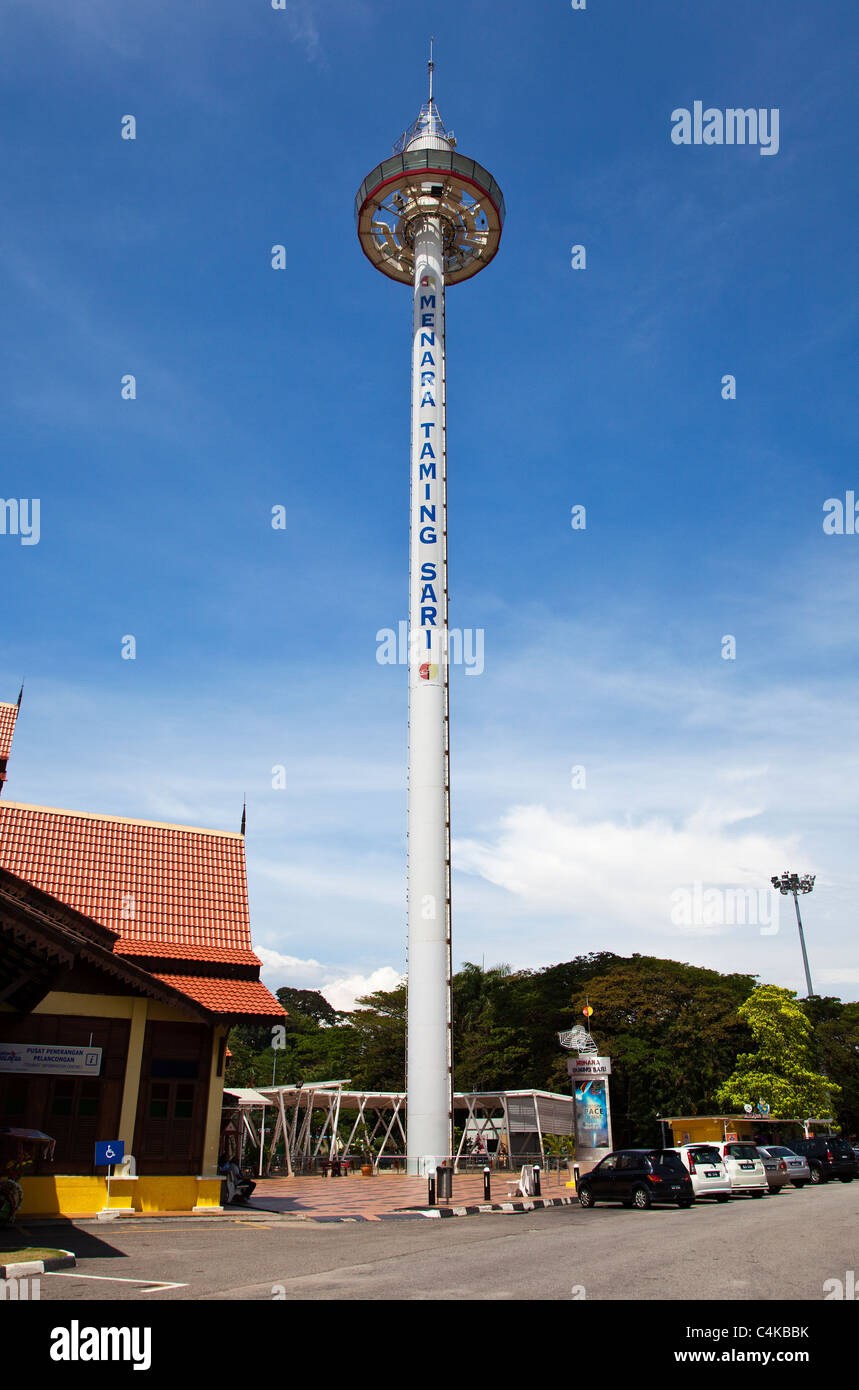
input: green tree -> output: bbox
[275,987,344,1027]
[802,998,859,1138]
[346,984,407,1090]
[716,985,838,1118]
[559,955,757,1144]
[452,953,621,1093]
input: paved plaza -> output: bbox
[243,1168,575,1220]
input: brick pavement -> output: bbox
[245,1168,576,1221]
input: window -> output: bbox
[78,1081,99,1117]
[653,1152,685,1171]
[174,1085,194,1120]
[151,1059,199,1080]
[149,1083,170,1119]
[725,1143,758,1159]
[50,1079,75,1117]
[688,1147,721,1164]
[597,1155,617,1171]
[1,1079,28,1117]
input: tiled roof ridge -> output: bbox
[0,800,244,840]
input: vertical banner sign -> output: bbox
[407,216,452,1170]
[574,1079,611,1151]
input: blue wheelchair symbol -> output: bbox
[95,1140,125,1167]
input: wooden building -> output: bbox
[0,711,284,1215]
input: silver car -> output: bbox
[757,1144,810,1189]
[755,1146,791,1192]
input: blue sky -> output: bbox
[3,0,858,1009]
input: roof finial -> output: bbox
[240,796,246,837]
[428,36,434,105]
[16,681,24,710]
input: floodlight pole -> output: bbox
[791,892,815,1000]
[772,872,816,999]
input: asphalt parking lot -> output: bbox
[20,1177,859,1302]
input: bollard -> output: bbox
[573,1163,580,1189]
[533,1164,541,1197]
[436,1164,453,1202]
[428,1173,436,1206]
[483,1165,491,1202]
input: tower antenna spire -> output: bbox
[428,36,434,105]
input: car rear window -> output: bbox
[725,1143,759,1159]
[688,1147,721,1164]
[649,1151,685,1171]
[829,1139,853,1156]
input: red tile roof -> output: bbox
[0,703,18,762]
[0,803,254,960]
[0,801,284,1021]
[152,974,286,1017]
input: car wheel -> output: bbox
[751,1190,765,1198]
[791,1181,806,1189]
[677,1199,693,1209]
[809,1166,823,1184]
[839,1176,853,1184]
[632,1185,651,1210]
[578,1186,594,1208]
[768,1186,781,1194]
[715,1194,731,1203]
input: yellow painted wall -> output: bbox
[31,991,193,1023]
[669,1117,773,1144]
[201,1026,229,1179]
[118,998,148,1149]
[19,1175,223,1216]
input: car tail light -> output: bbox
[648,1174,662,1183]
[779,1160,787,1172]
[826,1149,834,1161]
[688,1160,696,1175]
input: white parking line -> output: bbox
[46,1272,189,1291]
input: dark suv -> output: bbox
[577,1149,695,1209]
[790,1136,857,1184]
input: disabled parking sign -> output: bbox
[95,1140,124,1167]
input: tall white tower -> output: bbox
[355,53,505,1173]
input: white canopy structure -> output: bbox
[452,1090,573,1166]
[221,1087,274,1173]
[244,1083,573,1174]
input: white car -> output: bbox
[670,1145,732,1202]
[712,1140,768,1196]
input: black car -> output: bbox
[790,1136,857,1184]
[577,1149,695,1210]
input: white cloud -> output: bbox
[323,968,403,1013]
[256,946,402,1013]
[454,801,800,938]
